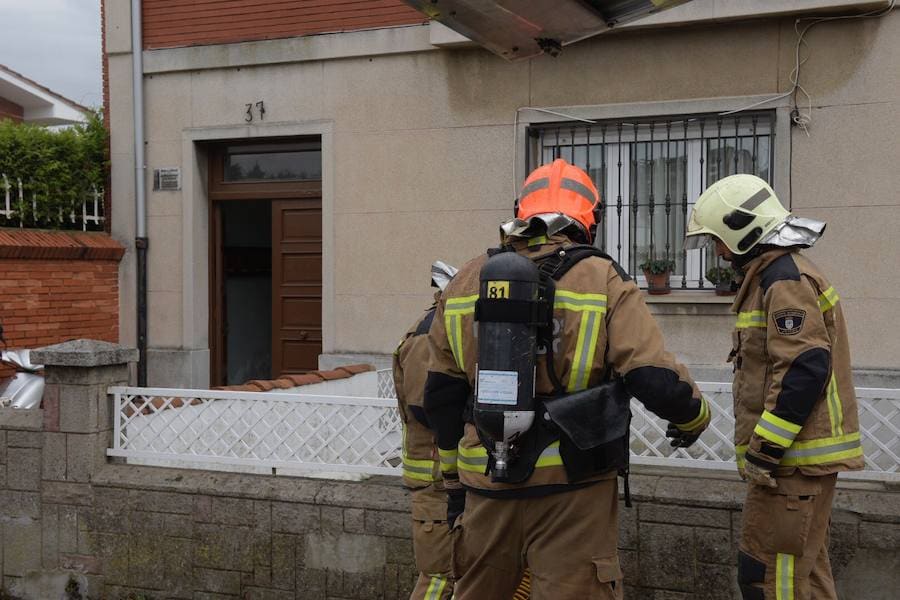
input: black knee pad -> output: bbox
[738,551,766,600]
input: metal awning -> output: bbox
[401,0,691,60]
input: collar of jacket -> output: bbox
[730,247,796,312]
[506,232,578,261]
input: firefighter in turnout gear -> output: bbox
[685,174,863,600]
[423,159,711,600]
[393,261,458,600]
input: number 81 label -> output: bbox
[486,280,510,299]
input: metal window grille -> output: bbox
[525,111,775,289]
[108,380,899,481]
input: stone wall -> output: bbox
[1,340,897,599]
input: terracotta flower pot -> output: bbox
[643,270,671,295]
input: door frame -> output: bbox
[207,138,323,387]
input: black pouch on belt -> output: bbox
[542,379,631,482]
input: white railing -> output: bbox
[0,174,104,230]
[108,387,402,476]
[109,380,900,481]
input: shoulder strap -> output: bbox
[537,244,630,283]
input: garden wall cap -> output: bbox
[31,339,139,367]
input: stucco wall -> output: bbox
[106,5,900,387]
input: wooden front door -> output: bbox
[208,139,323,385]
[272,199,322,376]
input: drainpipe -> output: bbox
[131,0,148,385]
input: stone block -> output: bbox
[619,505,639,550]
[364,510,410,539]
[88,545,120,583]
[41,503,59,569]
[296,568,328,600]
[692,563,737,600]
[653,476,745,510]
[58,385,100,433]
[0,490,41,519]
[304,532,386,574]
[4,519,43,576]
[315,481,408,512]
[87,487,131,534]
[0,430,6,463]
[43,363,130,386]
[7,447,41,491]
[42,432,67,481]
[829,518,859,578]
[619,548,640,584]
[322,506,344,534]
[66,433,98,482]
[43,384,60,432]
[195,495,257,526]
[638,523,695,592]
[383,563,400,599]
[159,537,194,598]
[343,509,365,534]
[0,407,44,431]
[7,430,43,448]
[339,571,384,599]
[195,567,242,594]
[194,523,255,572]
[132,488,195,514]
[834,547,900,600]
[859,520,900,551]
[384,537,414,566]
[60,553,102,574]
[59,505,79,554]
[130,510,194,539]
[42,481,93,506]
[694,527,731,565]
[33,340,137,368]
[640,504,732,529]
[193,593,241,600]
[398,564,417,600]
[271,533,297,590]
[272,502,320,534]
[242,588,296,600]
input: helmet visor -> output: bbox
[683,233,711,251]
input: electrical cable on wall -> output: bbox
[721,0,896,134]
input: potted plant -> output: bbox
[639,257,676,295]
[707,266,738,296]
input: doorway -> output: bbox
[208,139,323,386]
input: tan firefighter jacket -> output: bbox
[731,248,864,476]
[424,234,709,495]
[393,302,444,502]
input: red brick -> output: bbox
[285,373,325,386]
[316,369,350,381]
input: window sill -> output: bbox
[642,291,734,304]
[642,291,736,316]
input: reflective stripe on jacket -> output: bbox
[730,249,863,475]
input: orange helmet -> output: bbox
[516,159,602,242]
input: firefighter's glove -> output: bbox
[446,487,466,529]
[666,397,711,448]
[742,449,778,488]
[666,423,702,448]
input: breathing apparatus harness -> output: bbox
[472,243,632,502]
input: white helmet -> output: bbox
[685,174,790,255]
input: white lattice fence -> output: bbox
[108,387,402,476]
[0,174,104,230]
[109,381,900,479]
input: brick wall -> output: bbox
[0,96,24,123]
[142,0,425,49]
[0,230,124,377]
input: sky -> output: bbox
[0,0,103,108]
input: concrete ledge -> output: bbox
[0,407,43,430]
[32,340,139,368]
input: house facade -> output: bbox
[0,64,91,125]
[104,0,900,388]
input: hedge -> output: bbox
[0,110,108,229]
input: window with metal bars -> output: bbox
[525,111,775,289]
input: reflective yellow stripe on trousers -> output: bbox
[776,553,795,600]
[425,575,449,600]
[554,290,607,392]
[444,295,478,371]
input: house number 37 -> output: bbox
[244,101,266,122]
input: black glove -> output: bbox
[666,422,702,448]
[446,487,466,529]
